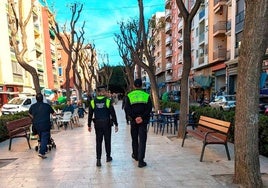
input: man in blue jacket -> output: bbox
[29,93,55,159]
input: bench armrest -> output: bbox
[204,131,217,140]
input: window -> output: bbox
[58,67,63,76]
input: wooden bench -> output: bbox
[181,115,231,162]
[6,117,32,150]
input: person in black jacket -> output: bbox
[125,79,152,168]
[29,93,55,159]
[122,94,130,125]
[87,85,118,167]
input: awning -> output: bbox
[193,75,212,89]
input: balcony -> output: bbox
[214,0,227,14]
[178,54,183,63]
[166,62,172,70]
[178,38,183,49]
[165,10,171,21]
[213,48,227,62]
[213,21,227,37]
[165,23,172,34]
[165,36,172,46]
[178,20,183,31]
[165,74,173,82]
[166,49,172,58]
[165,0,171,9]
[155,66,164,75]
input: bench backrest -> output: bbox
[198,116,231,141]
[6,117,32,136]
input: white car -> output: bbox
[209,95,236,111]
[1,96,37,115]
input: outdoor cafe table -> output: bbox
[160,112,179,135]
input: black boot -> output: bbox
[96,159,101,167]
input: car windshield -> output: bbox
[8,98,25,105]
[225,96,236,101]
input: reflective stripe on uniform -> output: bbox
[90,96,110,109]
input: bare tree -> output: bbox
[8,0,41,93]
[79,43,97,94]
[114,24,136,91]
[233,1,268,187]
[175,0,202,138]
[51,3,84,100]
[136,0,160,110]
[71,23,86,100]
[115,0,160,110]
[98,53,113,88]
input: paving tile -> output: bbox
[0,100,267,187]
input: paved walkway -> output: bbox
[1,100,268,188]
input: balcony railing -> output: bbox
[166,62,172,70]
[165,10,171,20]
[213,48,227,61]
[165,36,172,45]
[213,21,227,36]
[165,75,173,82]
[166,49,172,58]
[165,23,172,33]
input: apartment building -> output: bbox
[0,0,47,105]
[164,0,181,93]
[151,12,166,96]
[160,0,267,102]
[41,4,60,90]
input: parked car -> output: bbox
[209,95,236,111]
[1,95,37,115]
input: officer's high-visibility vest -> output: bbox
[90,96,111,120]
[127,90,150,105]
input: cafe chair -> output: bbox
[57,111,73,130]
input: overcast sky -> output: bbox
[45,0,164,66]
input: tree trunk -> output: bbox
[233,1,268,187]
[177,21,192,138]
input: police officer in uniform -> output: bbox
[125,79,152,168]
[87,85,118,167]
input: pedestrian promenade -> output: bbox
[1,100,268,188]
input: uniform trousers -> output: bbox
[94,122,112,160]
[130,122,147,162]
